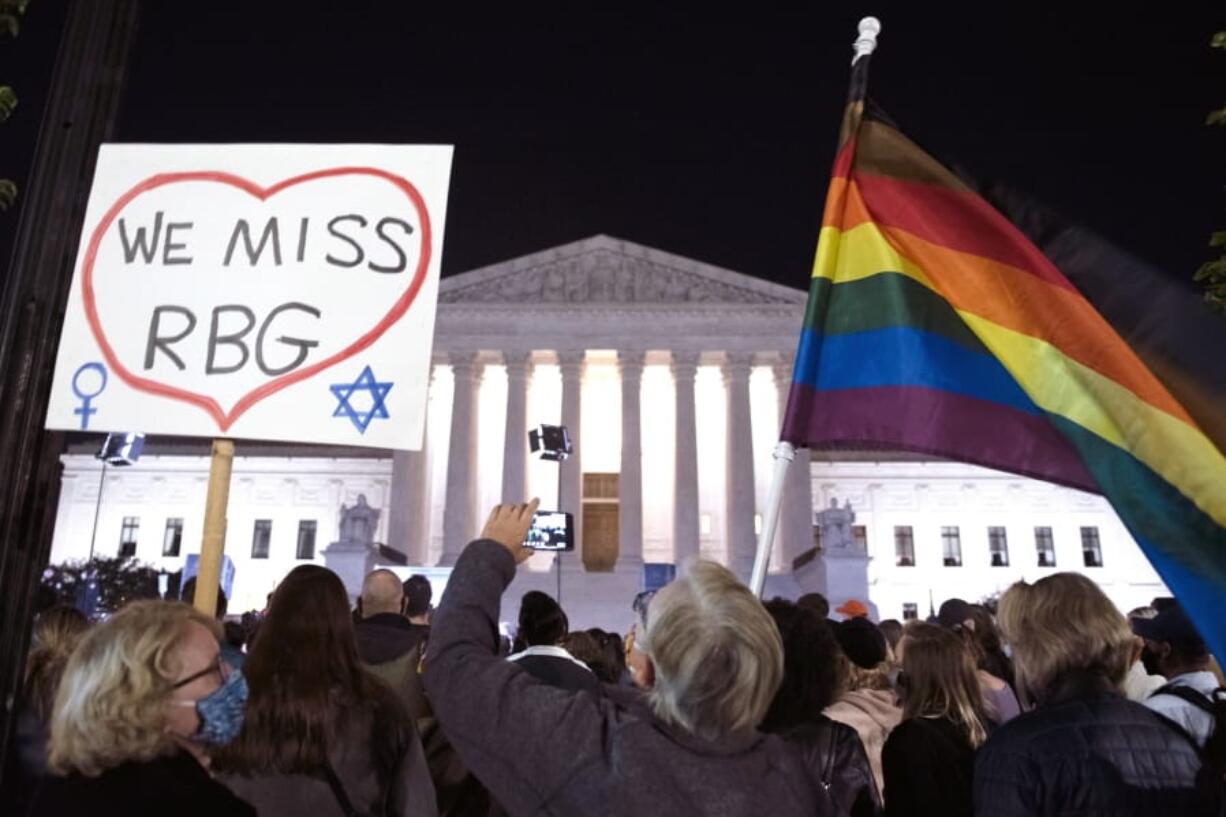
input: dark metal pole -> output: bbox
[0,0,141,792]
[87,460,106,562]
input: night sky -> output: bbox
[5,4,1225,290]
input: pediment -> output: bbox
[439,235,806,307]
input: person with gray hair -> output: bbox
[423,500,839,816]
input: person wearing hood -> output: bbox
[354,569,432,717]
[28,601,256,817]
[824,616,903,797]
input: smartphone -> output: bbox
[523,510,575,551]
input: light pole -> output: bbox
[86,432,146,563]
[529,424,573,604]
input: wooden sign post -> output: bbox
[193,439,234,616]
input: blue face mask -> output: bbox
[176,668,248,746]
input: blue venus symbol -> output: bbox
[71,362,108,430]
[330,365,393,434]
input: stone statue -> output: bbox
[818,498,856,553]
[338,494,380,548]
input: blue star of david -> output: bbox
[330,365,393,434]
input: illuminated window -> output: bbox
[942,526,962,566]
[894,526,915,566]
[296,520,317,560]
[251,520,272,559]
[988,527,1010,567]
[162,518,183,557]
[119,517,139,558]
[1081,527,1103,567]
[1035,527,1056,567]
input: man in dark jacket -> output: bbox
[357,570,490,817]
[355,569,430,717]
[424,500,837,817]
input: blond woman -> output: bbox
[973,574,1217,816]
[882,622,987,817]
[28,600,255,817]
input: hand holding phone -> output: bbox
[523,510,575,551]
[480,500,540,564]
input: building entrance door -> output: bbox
[582,473,619,572]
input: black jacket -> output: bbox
[780,717,883,817]
[27,750,256,817]
[423,539,837,817]
[354,613,430,664]
[510,649,601,693]
[882,716,975,817]
[973,670,1220,816]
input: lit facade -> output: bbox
[46,237,1169,627]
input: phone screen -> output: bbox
[523,510,575,551]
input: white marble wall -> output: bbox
[50,455,393,614]
[810,460,1168,620]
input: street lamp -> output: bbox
[87,432,146,564]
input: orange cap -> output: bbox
[835,599,869,618]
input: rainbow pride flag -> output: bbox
[781,49,1226,657]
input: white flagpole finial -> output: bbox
[853,16,882,62]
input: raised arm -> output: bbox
[422,502,613,814]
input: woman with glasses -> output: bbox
[29,600,255,816]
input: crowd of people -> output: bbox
[9,498,1226,816]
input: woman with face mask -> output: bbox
[212,564,436,817]
[29,600,255,817]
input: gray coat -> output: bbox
[423,539,835,817]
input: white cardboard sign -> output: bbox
[44,144,453,450]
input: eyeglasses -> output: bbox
[631,590,657,618]
[173,654,226,689]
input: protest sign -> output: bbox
[45,144,453,450]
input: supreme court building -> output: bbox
[48,236,1168,629]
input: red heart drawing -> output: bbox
[80,167,432,432]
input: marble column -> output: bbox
[618,351,645,570]
[440,353,481,566]
[558,351,585,562]
[672,352,701,571]
[724,353,757,581]
[387,363,437,564]
[774,357,817,572]
[501,351,532,504]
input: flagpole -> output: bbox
[853,16,882,63]
[748,16,882,598]
[749,441,795,595]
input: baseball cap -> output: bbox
[1132,602,1207,654]
[835,599,869,619]
[937,598,974,631]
